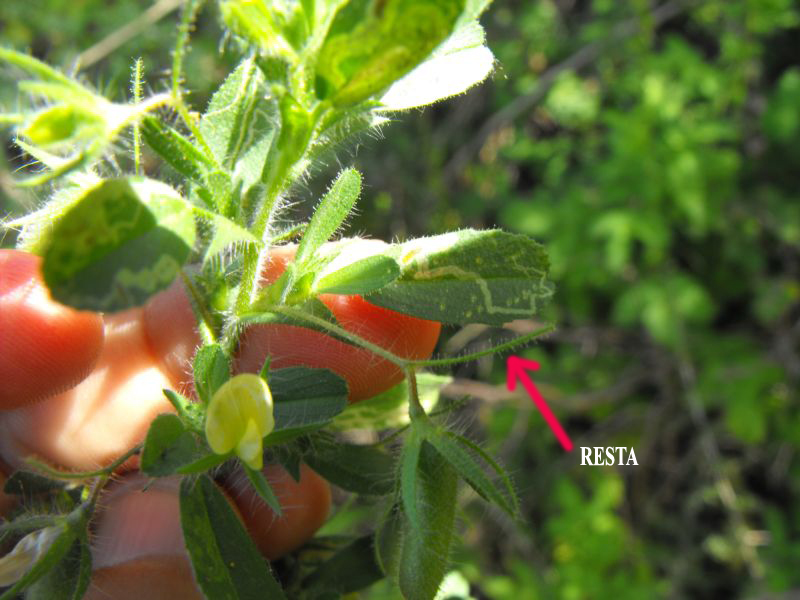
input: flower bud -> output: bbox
[205,374,274,470]
[0,525,64,586]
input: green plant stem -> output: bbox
[235,192,280,314]
[267,304,408,367]
[234,104,327,314]
[132,58,144,175]
[170,0,215,161]
[26,445,142,481]
[410,324,555,368]
[407,367,427,420]
[172,0,201,99]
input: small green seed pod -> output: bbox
[205,374,275,470]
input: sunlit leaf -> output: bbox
[316,0,466,106]
[200,58,267,168]
[379,22,494,111]
[295,168,362,268]
[40,177,196,311]
[140,117,215,183]
[314,253,400,295]
[193,344,231,406]
[367,229,551,325]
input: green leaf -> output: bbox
[400,429,423,531]
[0,48,90,97]
[193,344,231,406]
[162,389,204,431]
[399,441,458,600]
[242,298,351,347]
[314,254,400,295]
[302,535,384,593]
[220,0,304,61]
[12,139,75,172]
[459,0,493,24]
[315,0,466,106]
[242,464,283,517]
[140,117,215,183]
[5,172,98,254]
[199,58,266,168]
[262,367,348,444]
[21,105,104,147]
[180,475,286,600]
[175,452,231,475]
[331,373,450,431]
[379,22,494,111]
[425,429,517,516]
[295,168,362,268]
[303,435,395,495]
[140,414,203,477]
[40,177,196,311]
[26,537,91,600]
[195,209,261,264]
[366,229,551,325]
[235,104,278,195]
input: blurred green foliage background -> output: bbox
[1,0,799,598]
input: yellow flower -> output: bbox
[205,374,274,470]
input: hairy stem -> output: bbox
[265,304,408,367]
[131,58,144,175]
[170,0,215,160]
[27,445,142,481]
[407,367,427,420]
[410,324,555,368]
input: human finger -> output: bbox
[221,463,331,560]
[0,308,174,472]
[86,475,203,600]
[0,250,104,409]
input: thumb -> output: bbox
[0,250,104,409]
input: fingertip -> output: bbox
[87,474,203,600]
[0,250,104,408]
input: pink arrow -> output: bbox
[506,356,573,452]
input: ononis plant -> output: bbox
[0,0,554,598]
